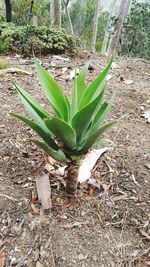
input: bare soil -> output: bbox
[0,54,150,267]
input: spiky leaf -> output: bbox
[13,82,50,132]
[77,121,115,154]
[45,118,77,150]
[79,58,113,108]
[71,89,105,141]
[76,62,89,102]
[31,139,67,162]
[70,76,78,118]
[91,91,116,133]
[11,112,58,150]
[35,60,68,121]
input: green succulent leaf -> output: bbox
[35,59,69,121]
[13,81,50,119]
[45,118,77,150]
[77,121,116,154]
[91,91,116,133]
[31,139,67,162]
[10,112,58,150]
[13,82,50,132]
[79,58,113,108]
[70,75,78,118]
[76,62,89,102]
[65,95,70,113]
[71,89,105,141]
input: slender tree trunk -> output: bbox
[66,161,79,195]
[50,0,55,26]
[5,0,12,22]
[54,0,61,28]
[101,0,116,55]
[107,0,132,55]
[63,0,74,34]
[92,0,100,53]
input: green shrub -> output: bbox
[122,0,150,59]
[0,23,78,55]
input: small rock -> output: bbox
[92,256,97,261]
[78,254,85,261]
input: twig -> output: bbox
[0,194,18,202]
[16,235,39,267]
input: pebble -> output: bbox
[78,254,85,261]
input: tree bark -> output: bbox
[5,0,12,22]
[101,0,116,55]
[66,161,79,195]
[92,0,100,53]
[107,0,132,55]
[63,0,74,34]
[54,0,61,28]
[50,0,54,26]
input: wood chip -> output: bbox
[0,68,31,76]
[61,221,89,229]
[111,194,128,202]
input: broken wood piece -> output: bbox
[0,68,31,76]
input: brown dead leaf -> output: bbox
[87,178,102,189]
[44,162,54,172]
[44,155,55,172]
[35,175,51,210]
[78,148,108,183]
[31,203,39,215]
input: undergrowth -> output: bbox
[0,23,79,55]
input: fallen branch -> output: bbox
[0,68,31,76]
[0,194,18,202]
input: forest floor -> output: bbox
[0,53,150,267]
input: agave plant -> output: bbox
[11,58,115,195]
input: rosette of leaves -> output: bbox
[11,58,116,195]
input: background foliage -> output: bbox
[0,0,150,58]
[12,0,50,26]
[0,23,78,54]
[64,0,108,50]
[121,0,150,58]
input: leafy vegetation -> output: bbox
[66,0,108,50]
[122,0,150,58]
[11,58,115,194]
[0,23,78,55]
[12,0,50,26]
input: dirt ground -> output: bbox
[0,53,150,267]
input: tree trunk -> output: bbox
[63,0,74,34]
[50,0,55,26]
[92,0,100,53]
[66,161,79,195]
[101,0,116,55]
[5,0,12,22]
[54,0,61,28]
[107,0,132,55]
